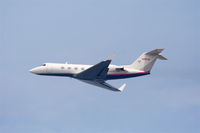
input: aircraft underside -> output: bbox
[37,72,150,80]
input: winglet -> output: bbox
[107,54,115,61]
[117,83,126,92]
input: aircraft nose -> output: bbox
[29,68,38,74]
[29,66,46,74]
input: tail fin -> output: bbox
[126,49,167,72]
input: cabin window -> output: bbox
[81,68,84,70]
[75,67,78,70]
[42,64,46,66]
[61,66,65,69]
[68,67,71,69]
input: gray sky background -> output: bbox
[0,0,200,133]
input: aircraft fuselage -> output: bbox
[30,63,150,80]
[30,49,166,91]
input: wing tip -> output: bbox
[107,54,115,61]
[118,83,126,92]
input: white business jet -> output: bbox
[29,49,167,92]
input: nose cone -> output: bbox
[29,66,46,74]
[29,68,38,74]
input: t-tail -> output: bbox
[126,49,167,72]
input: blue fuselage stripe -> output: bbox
[37,72,150,80]
[106,73,150,80]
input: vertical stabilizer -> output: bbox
[126,49,167,72]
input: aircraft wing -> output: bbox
[74,59,112,80]
[79,80,126,92]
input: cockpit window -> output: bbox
[42,64,46,66]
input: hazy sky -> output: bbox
[1,0,200,133]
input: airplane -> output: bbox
[29,49,167,92]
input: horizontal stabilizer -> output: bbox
[158,55,167,60]
[146,48,167,60]
[146,49,164,55]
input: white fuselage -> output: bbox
[30,63,150,80]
